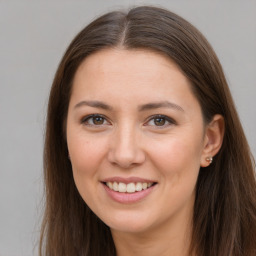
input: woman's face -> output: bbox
[66,49,208,234]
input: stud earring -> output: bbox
[206,156,213,164]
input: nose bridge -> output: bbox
[108,121,145,168]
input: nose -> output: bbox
[107,124,146,169]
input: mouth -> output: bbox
[103,181,157,193]
[101,177,158,203]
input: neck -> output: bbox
[111,209,193,256]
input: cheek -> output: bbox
[67,134,109,201]
[148,136,202,216]
[68,134,105,172]
[148,133,203,183]
[68,136,108,206]
[151,136,202,165]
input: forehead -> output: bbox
[70,48,201,115]
[75,48,185,84]
[73,49,189,91]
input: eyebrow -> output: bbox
[74,100,113,110]
[138,101,184,112]
[74,100,184,112]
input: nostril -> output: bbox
[107,147,146,169]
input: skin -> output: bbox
[66,48,224,256]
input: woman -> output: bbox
[40,6,256,256]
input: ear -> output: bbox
[200,114,225,167]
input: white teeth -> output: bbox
[142,183,147,190]
[127,183,136,193]
[106,182,113,189]
[118,182,126,193]
[135,182,142,191]
[106,181,154,193]
[113,182,118,191]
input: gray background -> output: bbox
[0,0,255,255]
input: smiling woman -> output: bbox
[67,49,213,240]
[40,6,256,256]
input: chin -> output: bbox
[102,211,156,234]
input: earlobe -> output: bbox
[200,114,225,167]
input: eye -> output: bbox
[146,115,176,127]
[81,114,110,126]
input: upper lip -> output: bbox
[102,176,157,184]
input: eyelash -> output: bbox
[81,114,110,126]
[145,114,176,127]
[81,114,176,128]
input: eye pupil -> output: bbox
[154,117,165,126]
[93,116,104,125]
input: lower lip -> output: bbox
[102,183,156,204]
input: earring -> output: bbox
[206,156,213,164]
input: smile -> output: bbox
[105,181,154,193]
[102,177,157,203]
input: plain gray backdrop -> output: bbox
[0,1,255,255]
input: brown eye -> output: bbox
[82,114,109,126]
[146,115,176,128]
[154,117,166,126]
[92,116,105,125]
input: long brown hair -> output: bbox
[40,6,256,256]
